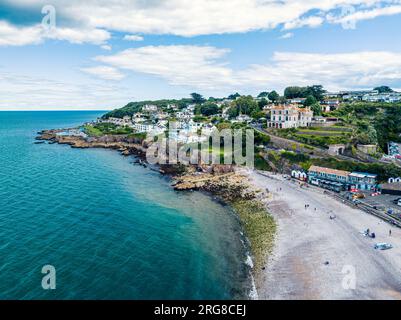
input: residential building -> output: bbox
[268,105,312,129]
[322,99,340,112]
[307,166,378,192]
[298,108,313,127]
[142,104,158,112]
[104,116,131,126]
[132,113,147,123]
[348,172,378,191]
[133,122,155,133]
[288,98,306,105]
[324,92,340,99]
[341,90,378,101]
[235,114,252,123]
[308,165,350,192]
[362,92,401,103]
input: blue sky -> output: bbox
[1,0,401,110]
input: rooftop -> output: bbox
[349,172,377,178]
[309,165,351,177]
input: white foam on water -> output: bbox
[249,275,258,300]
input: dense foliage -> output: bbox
[84,123,133,136]
[331,102,401,150]
[200,102,219,116]
[102,99,192,119]
[284,85,325,101]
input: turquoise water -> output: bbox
[0,111,252,299]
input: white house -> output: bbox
[104,116,131,126]
[133,122,155,133]
[235,114,252,123]
[268,105,313,129]
[142,104,158,112]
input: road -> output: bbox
[245,170,401,300]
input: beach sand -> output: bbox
[244,169,401,300]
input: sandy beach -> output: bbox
[244,169,401,300]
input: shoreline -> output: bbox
[36,129,277,300]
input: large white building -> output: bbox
[142,104,158,112]
[268,105,313,129]
[103,116,132,126]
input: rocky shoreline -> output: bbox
[36,129,148,158]
[36,129,277,296]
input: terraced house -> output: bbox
[268,105,313,129]
[308,166,350,192]
[308,166,378,192]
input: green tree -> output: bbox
[310,103,322,116]
[228,92,241,100]
[233,95,259,115]
[304,95,317,107]
[191,93,206,104]
[257,91,269,98]
[284,86,306,99]
[268,91,279,102]
[227,106,239,119]
[200,102,219,116]
[258,98,269,109]
[305,85,325,101]
[374,86,393,93]
[251,111,266,120]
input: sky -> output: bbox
[1,0,401,110]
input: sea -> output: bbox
[0,111,253,299]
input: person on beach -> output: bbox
[389,229,392,236]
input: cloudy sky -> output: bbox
[1,0,401,110]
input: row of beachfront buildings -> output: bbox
[293,165,401,196]
[292,165,378,193]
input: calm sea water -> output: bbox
[0,111,252,299]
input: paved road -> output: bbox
[247,170,401,300]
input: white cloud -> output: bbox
[238,51,401,92]
[0,21,42,46]
[81,66,125,81]
[283,16,324,30]
[101,44,112,50]
[94,45,401,92]
[328,4,401,26]
[0,20,110,46]
[0,71,130,110]
[3,0,401,38]
[279,32,294,39]
[123,34,144,41]
[95,45,235,89]
[46,27,110,45]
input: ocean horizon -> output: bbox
[0,111,252,299]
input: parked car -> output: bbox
[353,193,366,199]
[374,243,393,250]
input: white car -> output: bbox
[374,243,393,250]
